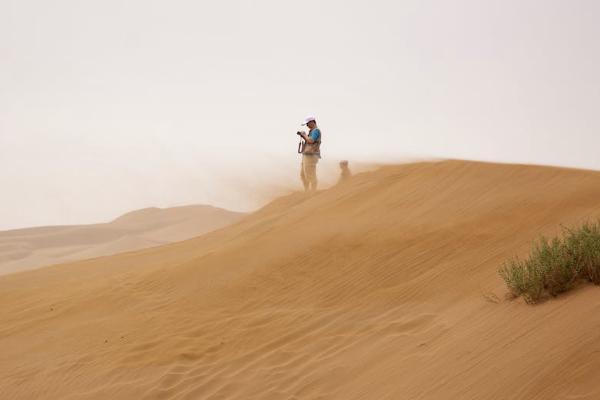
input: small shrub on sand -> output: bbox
[499,221,600,303]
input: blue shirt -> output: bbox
[309,128,321,142]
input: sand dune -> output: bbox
[0,205,244,276]
[2,160,600,399]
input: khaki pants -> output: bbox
[301,154,319,192]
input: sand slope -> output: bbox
[2,160,600,400]
[0,205,245,276]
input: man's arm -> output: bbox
[299,131,315,144]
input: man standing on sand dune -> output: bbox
[297,115,322,192]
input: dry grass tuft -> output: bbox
[500,221,600,303]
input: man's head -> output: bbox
[302,115,317,129]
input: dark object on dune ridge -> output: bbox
[339,160,351,183]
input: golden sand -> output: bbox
[2,160,600,399]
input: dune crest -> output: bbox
[0,205,244,276]
[2,160,600,399]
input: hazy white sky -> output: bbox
[1,0,599,230]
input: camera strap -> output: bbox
[298,140,305,154]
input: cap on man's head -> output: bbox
[302,115,316,126]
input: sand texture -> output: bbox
[2,160,600,399]
[0,205,244,276]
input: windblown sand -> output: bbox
[0,205,244,276]
[2,160,600,400]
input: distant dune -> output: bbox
[2,160,600,399]
[0,205,245,275]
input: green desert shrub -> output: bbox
[564,222,600,284]
[499,221,600,303]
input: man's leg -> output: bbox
[300,156,309,191]
[305,156,318,192]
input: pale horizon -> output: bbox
[2,0,599,230]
